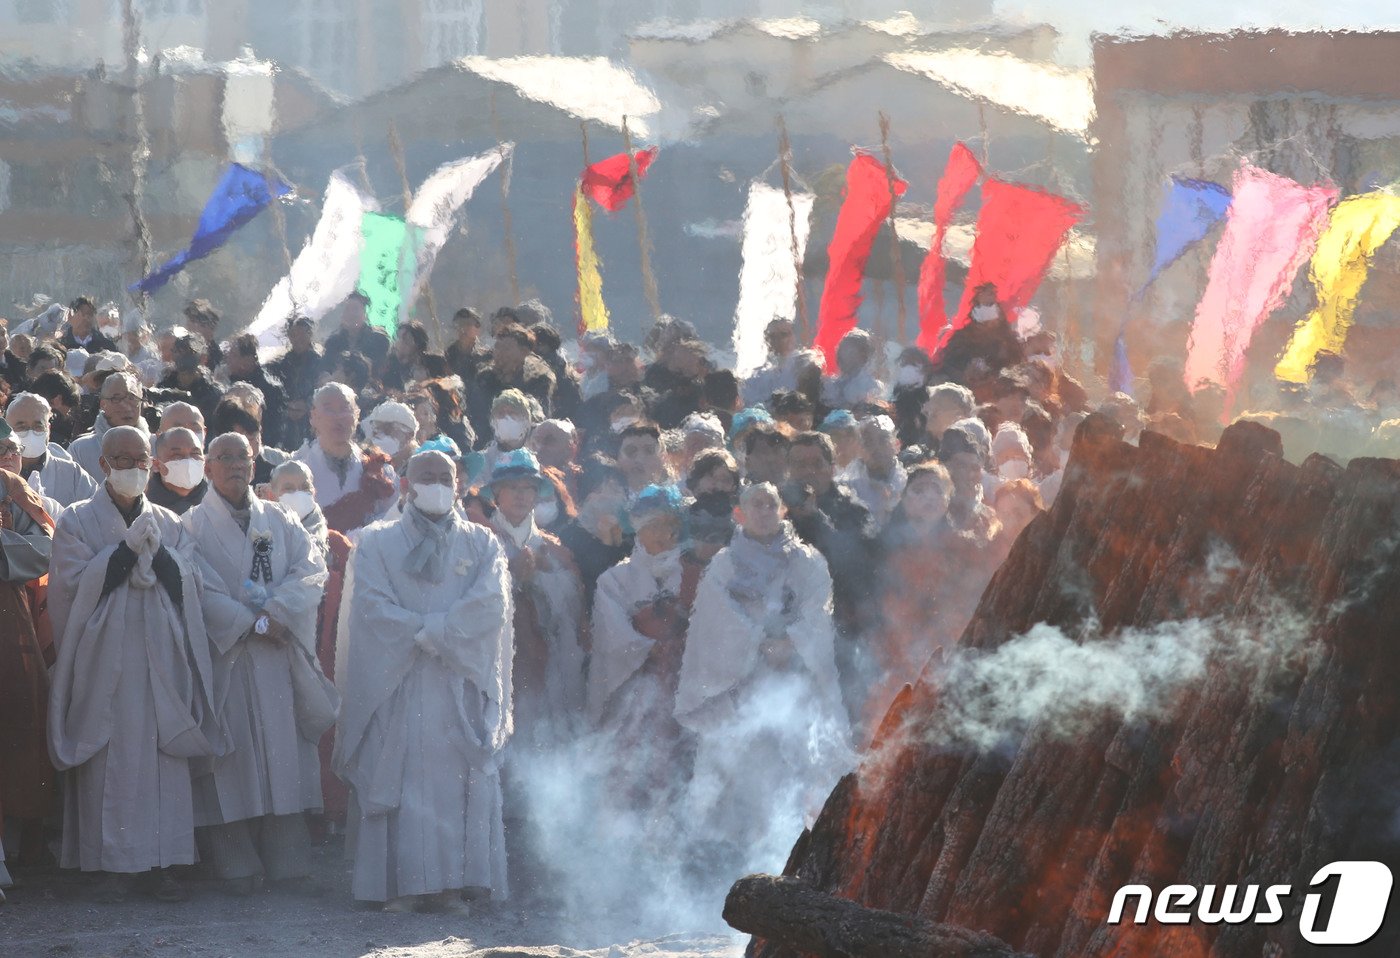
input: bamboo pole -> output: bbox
[120,0,152,309]
[878,111,908,346]
[776,115,811,346]
[574,121,591,336]
[622,116,662,333]
[387,119,442,344]
[490,89,521,304]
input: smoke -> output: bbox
[917,602,1315,753]
[509,671,852,940]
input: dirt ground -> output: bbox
[0,842,746,958]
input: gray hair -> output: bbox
[313,381,357,408]
[739,480,781,510]
[5,392,50,418]
[927,382,975,416]
[99,371,142,399]
[159,400,205,429]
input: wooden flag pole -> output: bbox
[777,115,811,346]
[388,119,442,343]
[574,121,591,336]
[622,116,663,333]
[490,89,521,304]
[878,111,908,346]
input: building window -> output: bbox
[422,0,483,67]
[288,0,354,93]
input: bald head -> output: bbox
[102,424,149,457]
[160,401,205,438]
[207,432,253,503]
[153,426,201,460]
[406,449,455,483]
[5,393,50,444]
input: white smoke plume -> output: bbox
[920,603,1316,753]
[510,672,851,940]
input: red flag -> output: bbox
[916,143,982,352]
[813,153,907,367]
[932,179,1084,356]
[582,148,658,213]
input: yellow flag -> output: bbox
[1275,193,1400,382]
[574,184,609,332]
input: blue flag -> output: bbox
[1136,176,1232,298]
[130,163,292,293]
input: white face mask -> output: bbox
[17,429,48,458]
[896,364,924,387]
[163,458,205,489]
[371,433,401,457]
[972,304,1000,323]
[413,482,456,516]
[1000,459,1030,481]
[107,466,150,498]
[279,490,317,520]
[493,417,530,445]
[534,499,560,528]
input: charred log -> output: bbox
[724,874,1030,958]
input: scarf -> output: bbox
[404,504,452,583]
[632,543,683,597]
[92,410,151,441]
[300,506,330,559]
[726,522,802,607]
[493,511,536,551]
[1,468,54,535]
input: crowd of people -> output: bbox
[0,279,1313,914]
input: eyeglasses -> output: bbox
[103,393,141,405]
[0,442,20,458]
[106,455,151,470]
[211,454,253,465]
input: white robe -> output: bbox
[489,513,585,746]
[293,439,364,509]
[183,492,331,826]
[334,507,514,901]
[587,544,684,727]
[741,353,802,407]
[675,529,850,848]
[47,487,225,872]
[27,453,98,510]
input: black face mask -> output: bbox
[692,489,737,518]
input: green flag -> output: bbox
[357,212,418,337]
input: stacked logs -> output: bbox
[729,420,1400,957]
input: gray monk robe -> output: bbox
[334,505,514,902]
[183,492,332,876]
[48,486,225,873]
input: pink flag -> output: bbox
[1183,165,1336,403]
[916,143,982,352]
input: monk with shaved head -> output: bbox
[336,449,514,911]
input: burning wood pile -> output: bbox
[727,419,1400,957]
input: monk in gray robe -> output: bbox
[47,426,225,902]
[68,372,150,481]
[8,392,98,509]
[335,450,513,912]
[183,433,333,893]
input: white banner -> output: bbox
[249,166,379,356]
[733,181,813,378]
[399,143,513,324]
